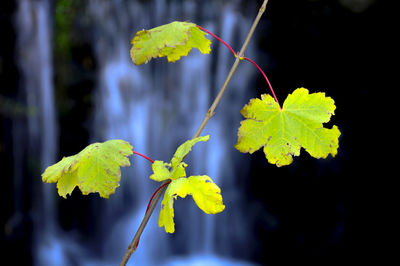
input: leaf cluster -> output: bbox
[150,135,225,233]
[42,19,341,242]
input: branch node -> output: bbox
[207,109,215,117]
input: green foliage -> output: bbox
[150,135,209,182]
[130,21,211,65]
[42,140,133,198]
[150,135,225,233]
[235,88,340,167]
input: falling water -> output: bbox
[15,0,59,265]
[16,0,261,264]
[88,0,258,264]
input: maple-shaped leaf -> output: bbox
[42,140,133,198]
[235,88,340,167]
[150,135,225,233]
[130,21,211,65]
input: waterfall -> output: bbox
[16,0,261,264]
[15,0,59,264]
[89,0,258,264]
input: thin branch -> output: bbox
[196,25,280,109]
[119,180,169,265]
[193,0,270,138]
[120,1,270,264]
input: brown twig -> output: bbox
[193,0,270,138]
[120,1,270,264]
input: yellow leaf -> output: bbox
[158,175,224,234]
[152,135,224,234]
[158,178,189,233]
[42,140,133,198]
[235,88,340,166]
[187,175,225,214]
[130,21,211,65]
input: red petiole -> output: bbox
[132,150,154,163]
[135,180,171,249]
[196,24,281,109]
[196,25,237,57]
[240,56,281,109]
[131,150,171,249]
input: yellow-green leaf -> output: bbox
[130,21,211,65]
[186,175,225,214]
[158,175,224,233]
[42,140,133,198]
[149,160,187,182]
[149,135,209,181]
[150,135,224,233]
[158,178,189,233]
[170,135,209,168]
[235,88,340,167]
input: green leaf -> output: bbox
[186,175,225,214]
[42,140,133,198]
[150,135,225,233]
[149,135,209,181]
[235,88,340,167]
[158,178,189,233]
[130,21,211,65]
[150,160,187,182]
[158,175,225,233]
[170,135,209,168]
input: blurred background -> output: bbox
[1,0,387,265]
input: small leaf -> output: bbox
[42,140,133,198]
[149,135,224,233]
[170,135,209,168]
[186,175,225,214]
[235,88,340,166]
[130,21,211,65]
[149,135,209,181]
[149,160,187,182]
[149,161,173,182]
[158,178,189,233]
[158,175,224,233]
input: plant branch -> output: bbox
[197,24,280,109]
[134,180,172,251]
[120,1,270,264]
[120,180,170,265]
[193,0,270,138]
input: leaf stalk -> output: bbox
[240,57,281,109]
[132,150,155,163]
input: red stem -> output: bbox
[197,24,281,109]
[131,150,170,249]
[131,150,162,248]
[196,25,237,57]
[132,150,154,163]
[136,180,171,249]
[145,180,171,213]
[240,57,281,109]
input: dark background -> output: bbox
[1,0,389,265]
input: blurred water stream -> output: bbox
[16,0,259,265]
